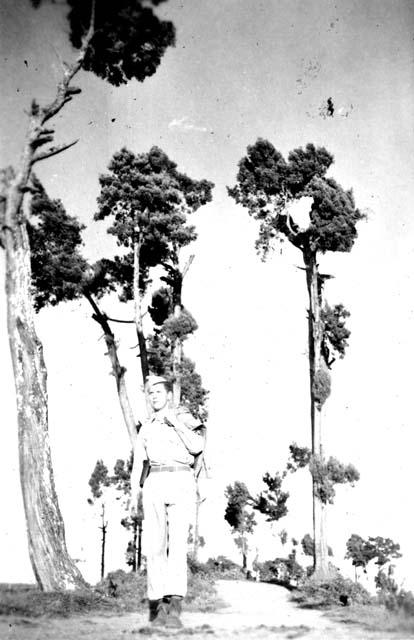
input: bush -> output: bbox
[187,555,211,576]
[379,581,414,618]
[204,556,244,579]
[291,573,372,608]
[95,569,146,609]
[257,553,305,588]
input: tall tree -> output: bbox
[229,140,364,579]
[95,145,213,389]
[0,0,175,590]
[94,146,213,553]
[225,481,257,570]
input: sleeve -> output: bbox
[173,409,205,455]
[176,406,203,430]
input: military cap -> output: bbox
[146,375,168,390]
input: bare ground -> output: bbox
[2,579,413,640]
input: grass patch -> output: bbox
[0,583,115,618]
[291,574,414,636]
[328,602,414,635]
[0,567,221,619]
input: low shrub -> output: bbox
[204,556,245,580]
[381,587,414,618]
[257,553,305,588]
[95,569,146,610]
[291,572,372,608]
[187,555,211,576]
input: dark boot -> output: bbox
[164,595,183,629]
[149,599,168,626]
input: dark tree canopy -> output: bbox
[28,178,88,310]
[95,146,213,298]
[89,460,110,499]
[254,472,289,522]
[224,481,256,534]
[228,139,364,257]
[321,303,351,367]
[31,0,176,87]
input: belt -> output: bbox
[150,465,192,473]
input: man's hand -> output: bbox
[163,409,178,428]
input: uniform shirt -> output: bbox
[132,407,204,479]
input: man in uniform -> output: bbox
[130,375,205,628]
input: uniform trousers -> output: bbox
[143,468,195,600]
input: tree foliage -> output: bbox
[312,367,332,409]
[95,146,212,295]
[286,443,311,473]
[310,456,360,504]
[254,472,289,522]
[301,533,314,557]
[345,534,402,574]
[321,303,351,367]
[286,442,360,507]
[89,460,111,499]
[301,533,333,557]
[31,0,176,87]
[224,481,256,534]
[28,178,88,310]
[228,139,364,258]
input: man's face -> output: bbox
[148,383,170,412]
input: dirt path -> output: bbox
[1,579,411,639]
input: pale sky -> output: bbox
[1,0,414,589]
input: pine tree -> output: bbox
[229,140,364,579]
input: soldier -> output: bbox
[130,375,205,628]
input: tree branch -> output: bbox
[106,316,135,324]
[32,139,79,165]
[41,0,96,124]
[182,254,195,279]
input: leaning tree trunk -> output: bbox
[84,292,137,446]
[304,249,330,580]
[3,184,86,591]
[133,222,149,387]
